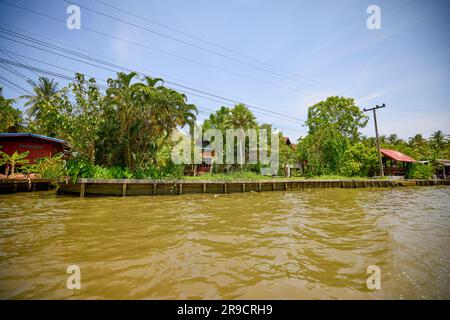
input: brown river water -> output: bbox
[0,186,449,299]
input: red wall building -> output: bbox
[0,133,68,164]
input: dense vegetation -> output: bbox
[1,73,449,180]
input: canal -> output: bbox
[0,186,449,299]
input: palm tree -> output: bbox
[430,130,446,159]
[21,77,59,119]
[387,133,401,145]
[430,130,445,149]
[99,72,198,170]
[225,103,257,129]
[225,104,257,167]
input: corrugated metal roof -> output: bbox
[437,159,450,166]
[380,148,416,163]
[0,132,67,145]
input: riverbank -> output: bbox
[2,177,448,196]
[56,178,449,197]
[0,178,55,194]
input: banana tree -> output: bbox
[0,151,30,176]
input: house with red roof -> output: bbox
[380,148,416,177]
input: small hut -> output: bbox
[380,148,416,177]
[436,159,450,180]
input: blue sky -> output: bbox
[0,0,449,140]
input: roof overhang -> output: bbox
[380,148,416,163]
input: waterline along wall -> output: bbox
[52,178,450,197]
[0,178,54,194]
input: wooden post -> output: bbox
[258,182,262,191]
[272,182,275,191]
[242,183,245,192]
[284,182,287,190]
[224,183,228,194]
[122,183,127,196]
[179,183,183,195]
[203,183,206,193]
[153,183,157,195]
[364,104,386,177]
[80,183,86,197]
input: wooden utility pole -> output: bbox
[363,104,386,177]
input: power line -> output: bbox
[0,0,302,93]
[0,63,30,83]
[64,0,357,97]
[0,75,32,95]
[0,22,251,103]
[0,79,27,95]
[0,27,306,123]
[0,58,306,135]
[0,46,40,78]
[90,0,357,97]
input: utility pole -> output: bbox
[363,104,386,177]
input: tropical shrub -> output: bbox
[32,154,67,181]
[339,142,378,177]
[407,163,433,179]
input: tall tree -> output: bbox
[98,72,197,170]
[430,130,447,159]
[225,103,257,129]
[306,96,368,141]
[203,106,231,131]
[0,87,23,132]
[21,77,59,119]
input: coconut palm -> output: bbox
[430,130,447,159]
[430,130,445,150]
[21,77,59,119]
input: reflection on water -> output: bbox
[0,187,449,299]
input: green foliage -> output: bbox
[306,96,368,141]
[7,73,450,181]
[278,134,297,174]
[203,106,231,131]
[298,97,368,177]
[96,72,197,171]
[407,163,433,179]
[32,154,67,181]
[298,126,350,176]
[202,103,259,172]
[0,87,23,132]
[65,158,135,181]
[339,142,378,177]
[21,77,62,137]
[0,150,29,176]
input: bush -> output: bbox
[407,163,433,179]
[32,154,67,181]
[338,142,378,177]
